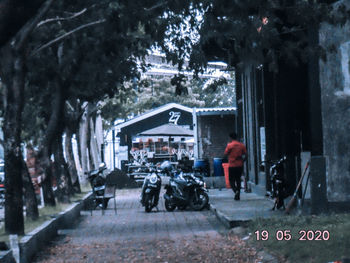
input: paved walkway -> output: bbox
[208,188,284,228]
[32,189,272,263]
[65,189,218,244]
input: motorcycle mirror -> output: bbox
[98,163,106,170]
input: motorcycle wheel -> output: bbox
[190,191,209,211]
[165,199,176,212]
[145,194,153,213]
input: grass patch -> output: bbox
[247,213,350,262]
[0,190,91,244]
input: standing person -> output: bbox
[224,132,247,200]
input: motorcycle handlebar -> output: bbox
[260,156,287,165]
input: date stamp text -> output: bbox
[254,230,330,241]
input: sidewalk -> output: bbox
[208,188,284,228]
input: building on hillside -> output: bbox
[143,52,230,80]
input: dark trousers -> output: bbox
[228,166,243,195]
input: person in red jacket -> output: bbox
[224,132,247,200]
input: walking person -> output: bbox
[224,132,247,200]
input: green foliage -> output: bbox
[100,74,236,125]
[185,0,350,72]
[194,76,236,107]
[22,0,181,145]
[0,190,90,240]
[248,213,350,262]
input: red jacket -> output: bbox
[224,140,247,167]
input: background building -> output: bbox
[106,103,193,171]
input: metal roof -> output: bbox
[195,107,237,112]
[194,107,237,116]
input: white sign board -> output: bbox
[117,146,129,161]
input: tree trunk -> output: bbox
[21,158,39,220]
[64,127,81,193]
[79,105,90,180]
[95,114,104,161]
[2,47,25,235]
[38,149,56,206]
[89,117,100,168]
[53,136,71,203]
[0,0,53,233]
[73,133,84,185]
[38,80,65,206]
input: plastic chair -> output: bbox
[90,172,118,215]
[102,172,119,215]
[101,184,117,215]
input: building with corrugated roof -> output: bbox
[192,107,237,177]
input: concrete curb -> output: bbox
[0,192,92,263]
[209,203,281,263]
[209,203,249,228]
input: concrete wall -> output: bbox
[319,2,350,202]
[197,114,235,175]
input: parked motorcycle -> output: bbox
[164,171,209,211]
[268,156,288,210]
[140,167,162,212]
[156,160,175,177]
[87,163,110,209]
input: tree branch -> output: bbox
[31,19,106,56]
[15,0,54,51]
[37,8,87,27]
[144,1,169,12]
[0,0,47,48]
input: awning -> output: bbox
[138,123,193,137]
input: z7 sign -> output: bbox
[169,111,181,125]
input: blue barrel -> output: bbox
[194,159,210,177]
[213,158,224,177]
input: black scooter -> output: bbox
[164,171,209,211]
[87,163,110,209]
[140,168,161,212]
